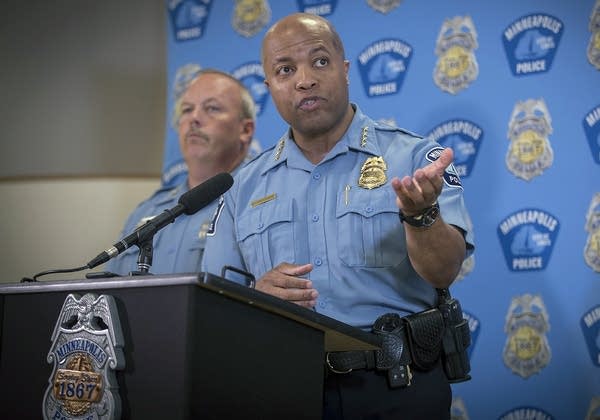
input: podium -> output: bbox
[0,273,379,419]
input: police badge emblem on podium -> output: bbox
[42,293,125,420]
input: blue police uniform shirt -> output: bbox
[106,179,222,276]
[202,105,475,330]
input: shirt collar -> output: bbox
[261,103,382,175]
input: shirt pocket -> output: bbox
[335,187,406,267]
[236,199,296,277]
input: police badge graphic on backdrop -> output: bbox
[168,0,214,42]
[580,304,600,367]
[506,98,554,181]
[296,0,337,16]
[587,395,600,420]
[450,397,470,420]
[584,193,600,272]
[433,16,479,94]
[163,63,204,187]
[357,38,413,97]
[499,406,555,420]
[232,61,269,116]
[366,0,402,14]
[588,0,600,70]
[503,294,551,379]
[462,310,480,360]
[502,13,564,76]
[454,211,475,281]
[497,208,560,271]
[43,294,125,420]
[425,119,483,178]
[583,104,600,165]
[232,0,271,38]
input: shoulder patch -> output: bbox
[426,146,463,188]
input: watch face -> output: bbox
[401,203,440,227]
[423,206,440,226]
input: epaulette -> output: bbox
[373,120,423,139]
[242,145,273,166]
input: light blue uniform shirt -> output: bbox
[202,105,475,329]
[106,179,221,275]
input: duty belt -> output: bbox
[325,309,445,388]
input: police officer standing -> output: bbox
[202,14,474,419]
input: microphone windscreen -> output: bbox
[179,172,234,215]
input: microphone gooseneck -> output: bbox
[85,172,234,269]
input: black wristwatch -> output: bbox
[399,202,440,228]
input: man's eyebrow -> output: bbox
[271,45,331,66]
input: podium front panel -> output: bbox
[0,274,374,419]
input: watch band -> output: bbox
[399,202,440,228]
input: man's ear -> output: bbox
[241,119,255,144]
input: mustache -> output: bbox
[186,128,210,142]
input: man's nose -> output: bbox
[295,67,317,90]
[190,108,205,126]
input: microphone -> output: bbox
[86,172,233,269]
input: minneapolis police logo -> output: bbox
[506,98,554,181]
[232,0,270,38]
[296,0,337,16]
[170,63,203,129]
[588,0,600,70]
[43,294,125,420]
[584,193,600,272]
[357,38,413,97]
[498,406,555,420]
[462,310,480,360]
[366,0,402,14]
[425,146,463,189]
[434,16,479,94]
[581,305,600,367]
[425,119,483,178]
[503,294,551,379]
[164,63,205,187]
[232,61,269,116]
[583,104,600,165]
[502,13,564,76]
[168,0,214,42]
[455,254,475,281]
[450,397,470,420]
[455,213,475,281]
[587,395,600,420]
[497,208,560,271]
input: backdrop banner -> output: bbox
[165,1,600,418]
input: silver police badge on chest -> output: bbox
[43,293,125,420]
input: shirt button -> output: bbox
[313,172,321,180]
[258,222,264,229]
[312,214,319,222]
[366,206,373,213]
[314,257,322,266]
[318,300,327,308]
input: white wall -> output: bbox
[0,1,167,283]
[0,0,166,178]
[0,178,159,283]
